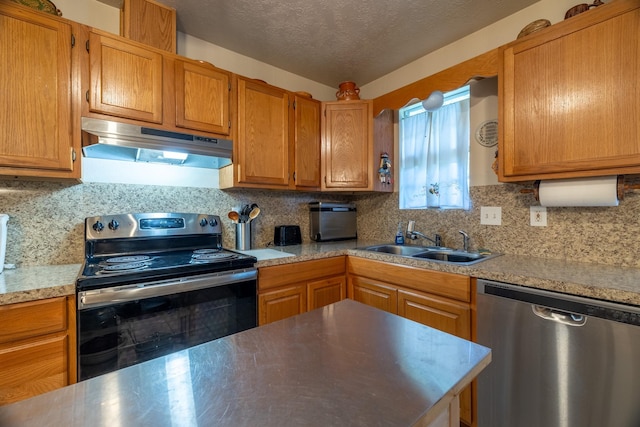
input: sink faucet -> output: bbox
[459,230,469,252]
[406,220,442,247]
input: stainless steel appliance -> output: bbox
[309,202,357,241]
[76,213,257,381]
[476,279,640,427]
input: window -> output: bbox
[399,86,470,210]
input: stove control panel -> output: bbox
[85,213,223,240]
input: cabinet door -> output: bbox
[237,78,290,187]
[259,285,306,326]
[0,5,75,176]
[397,289,470,339]
[397,288,472,425]
[294,95,321,189]
[120,0,176,53]
[175,59,230,135]
[308,276,346,311]
[499,1,640,181]
[88,32,163,123]
[348,276,397,313]
[322,100,372,190]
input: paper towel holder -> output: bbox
[520,175,639,202]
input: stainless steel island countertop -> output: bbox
[0,300,490,427]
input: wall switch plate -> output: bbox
[480,207,502,225]
[530,206,547,226]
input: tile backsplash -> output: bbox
[1,180,639,268]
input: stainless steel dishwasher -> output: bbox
[476,279,640,427]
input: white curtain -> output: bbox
[400,98,470,209]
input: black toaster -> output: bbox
[274,225,302,246]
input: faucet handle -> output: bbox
[407,220,415,233]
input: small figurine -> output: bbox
[378,152,392,184]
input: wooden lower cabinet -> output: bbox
[258,257,346,325]
[259,284,306,325]
[0,296,76,405]
[347,257,475,427]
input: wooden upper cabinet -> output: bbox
[174,59,231,135]
[120,0,176,53]
[293,95,321,189]
[235,77,290,187]
[322,100,372,190]
[88,31,163,124]
[0,3,78,179]
[499,0,640,181]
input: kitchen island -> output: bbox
[0,299,490,426]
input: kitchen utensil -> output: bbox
[248,207,260,222]
[0,214,8,274]
[228,211,240,223]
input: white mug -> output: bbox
[0,214,8,274]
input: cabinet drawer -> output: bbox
[347,257,470,302]
[259,257,346,290]
[0,334,68,404]
[0,297,67,345]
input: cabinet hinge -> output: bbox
[72,149,77,162]
[85,90,89,102]
[293,101,296,110]
[228,82,231,91]
[228,120,231,129]
[71,34,75,48]
[85,40,90,52]
[293,171,296,182]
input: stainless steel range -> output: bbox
[76,213,257,381]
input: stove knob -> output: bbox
[92,221,104,232]
[108,219,119,231]
[199,218,208,227]
[209,218,218,227]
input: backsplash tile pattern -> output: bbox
[355,184,640,268]
[1,180,639,268]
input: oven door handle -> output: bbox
[78,268,257,310]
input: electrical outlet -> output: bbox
[480,207,502,225]
[530,206,547,226]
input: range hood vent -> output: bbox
[81,117,233,169]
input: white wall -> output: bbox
[360,0,579,99]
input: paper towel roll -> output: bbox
[538,176,619,207]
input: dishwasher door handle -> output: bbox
[532,305,587,326]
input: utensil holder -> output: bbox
[235,222,251,250]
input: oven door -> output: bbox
[77,268,257,381]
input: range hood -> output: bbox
[81,117,233,169]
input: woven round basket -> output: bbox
[517,19,551,39]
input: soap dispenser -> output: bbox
[395,221,405,245]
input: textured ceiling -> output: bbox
[156,0,539,88]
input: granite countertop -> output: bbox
[3,239,640,307]
[0,264,81,305]
[0,299,491,426]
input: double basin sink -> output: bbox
[359,244,499,266]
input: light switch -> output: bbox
[480,207,502,225]
[530,206,547,226]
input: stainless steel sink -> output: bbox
[360,244,435,256]
[359,244,499,266]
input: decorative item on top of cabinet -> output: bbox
[0,1,81,180]
[499,0,640,182]
[120,0,176,53]
[9,0,61,15]
[321,101,393,192]
[336,81,360,100]
[564,0,604,19]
